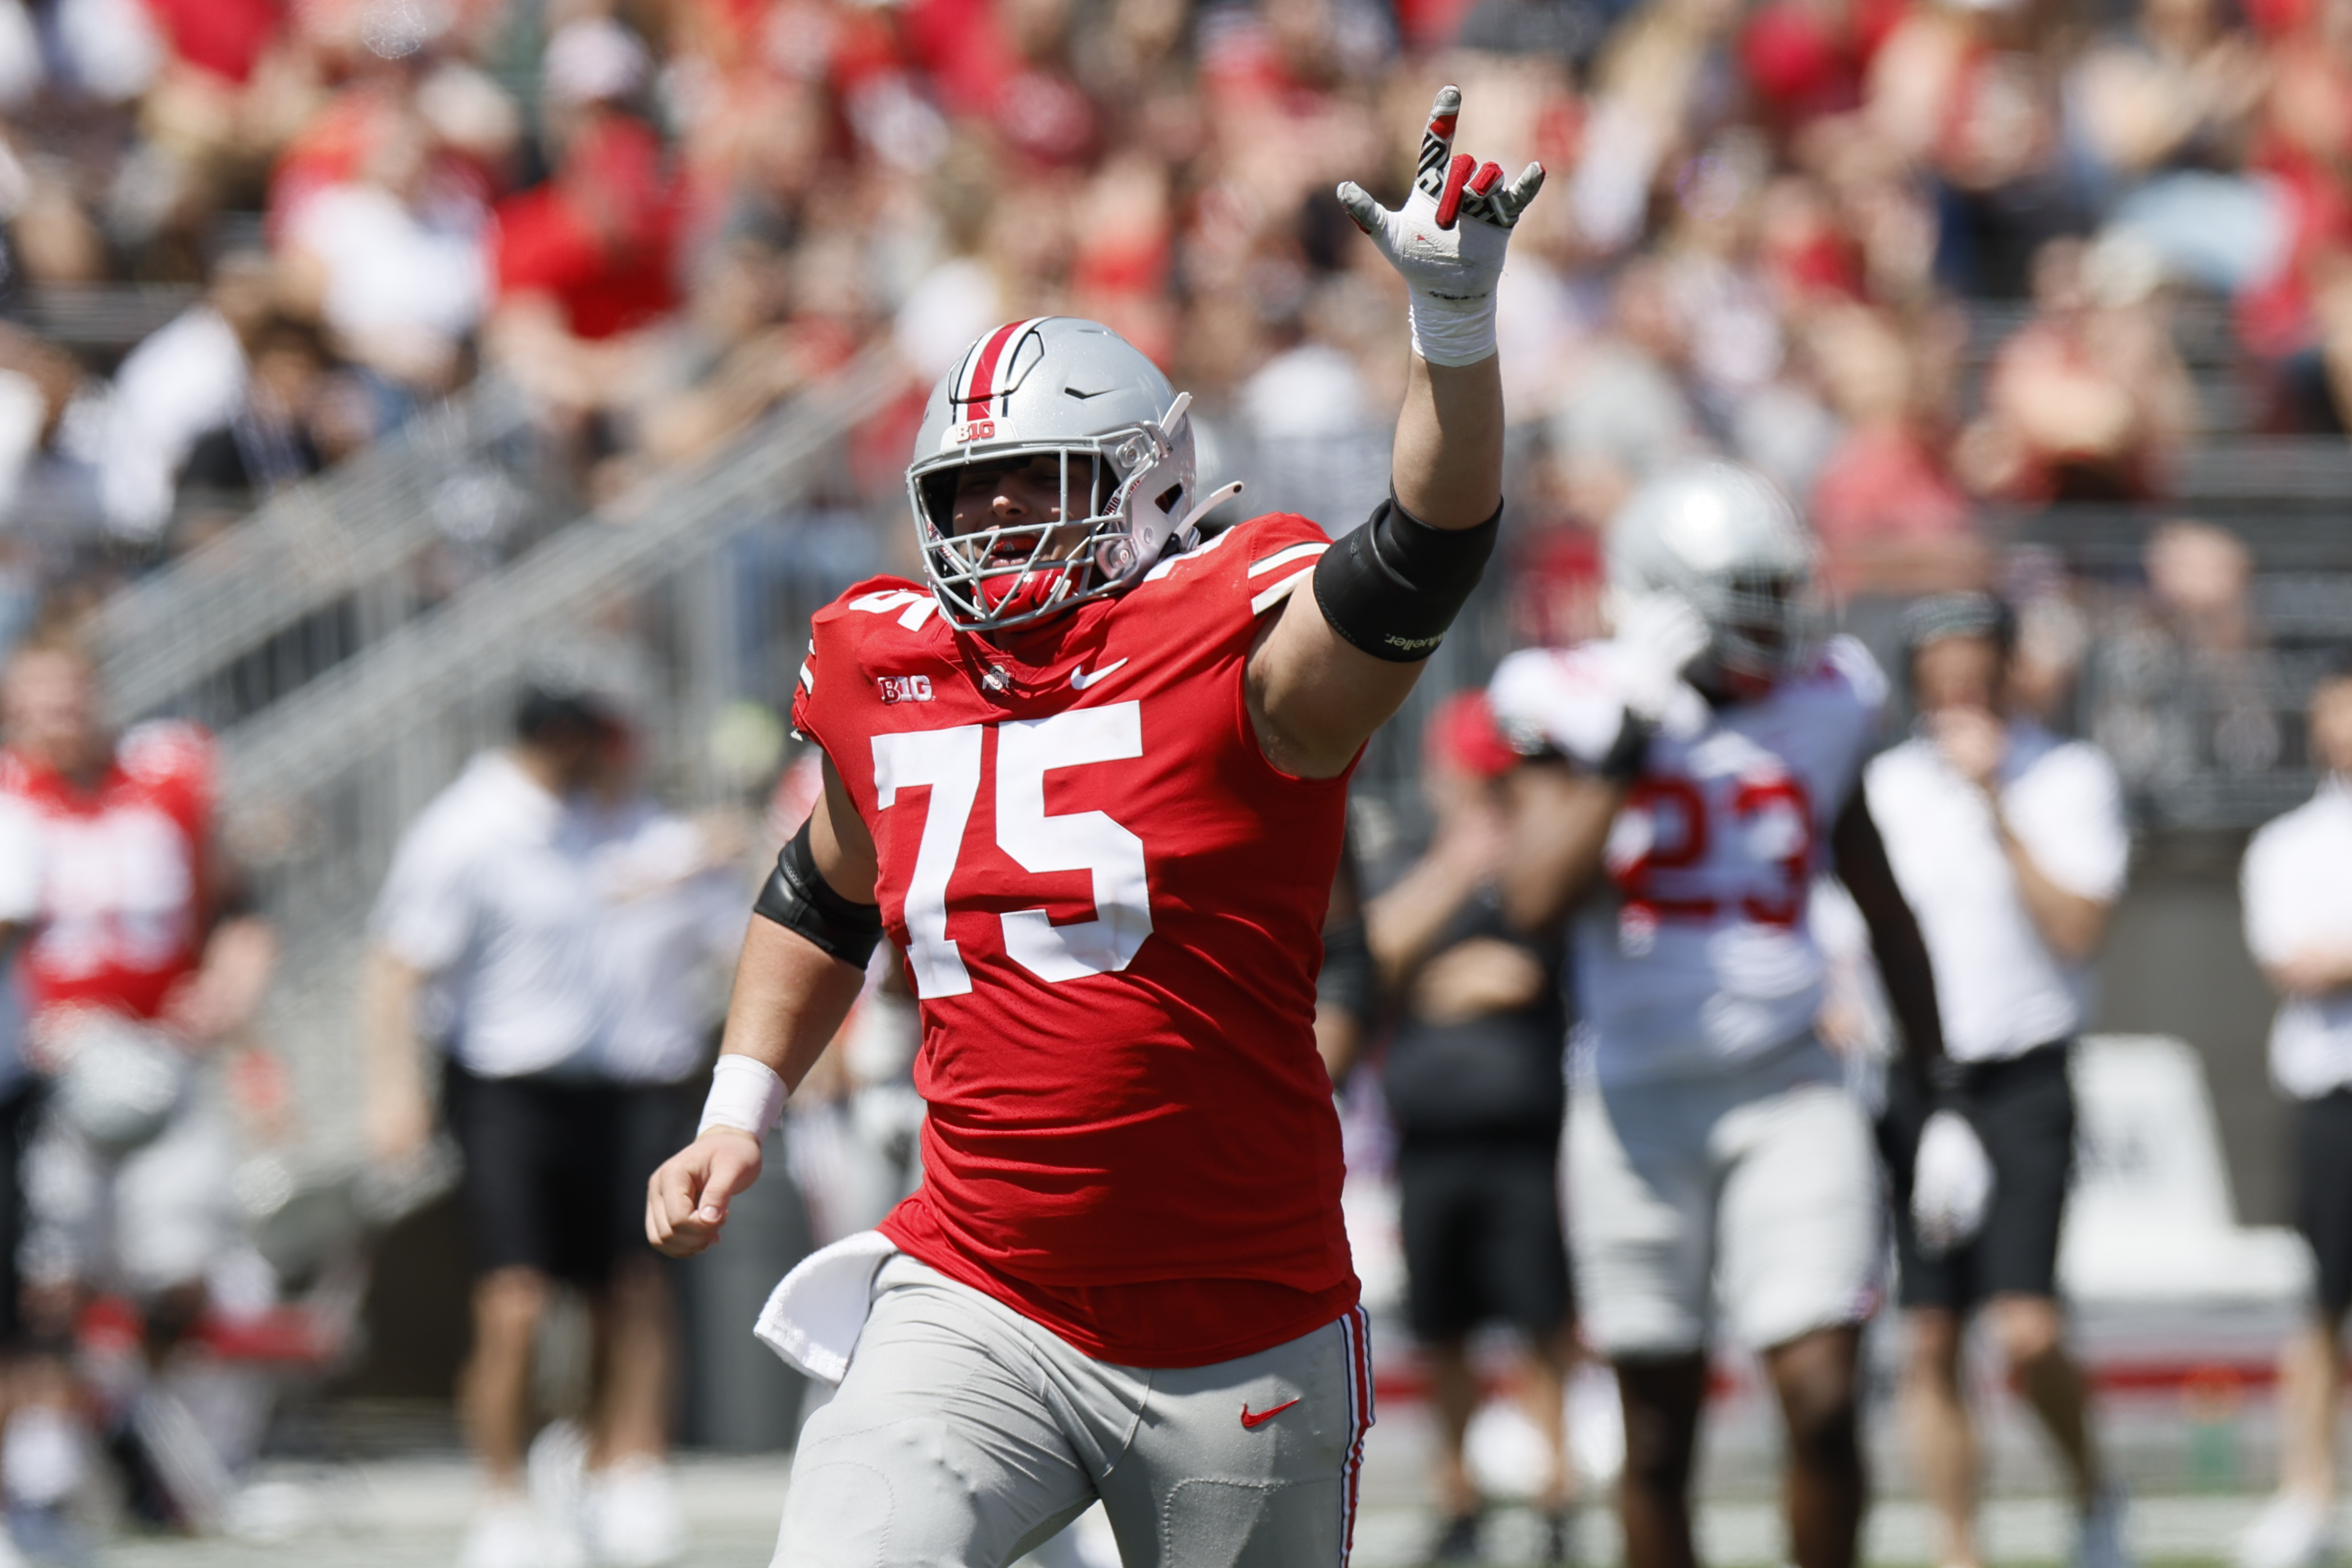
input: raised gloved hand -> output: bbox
[1562,591,1709,780]
[1911,1108,1995,1257]
[1338,86,1544,368]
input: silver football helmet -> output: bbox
[1605,461,1822,687]
[906,317,1238,633]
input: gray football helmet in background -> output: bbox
[1604,460,1823,687]
[906,316,1238,634]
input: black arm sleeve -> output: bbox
[753,819,885,968]
[1311,491,1501,662]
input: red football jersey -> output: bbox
[0,722,218,1026]
[790,512,1360,1366]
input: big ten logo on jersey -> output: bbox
[34,806,197,978]
[873,701,1151,998]
[1603,743,1815,955]
[878,674,933,705]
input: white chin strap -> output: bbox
[1169,481,1243,543]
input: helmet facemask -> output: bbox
[909,413,1199,635]
[1698,567,1823,692]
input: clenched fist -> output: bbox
[645,1128,766,1257]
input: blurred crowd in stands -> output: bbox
[0,0,2339,766]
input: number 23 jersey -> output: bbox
[790,512,1357,1368]
[1491,635,1888,1084]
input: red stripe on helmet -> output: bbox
[960,318,1049,417]
[959,321,1023,412]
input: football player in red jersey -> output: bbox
[0,632,276,1527]
[648,88,1540,1566]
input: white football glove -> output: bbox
[1911,1109,1995,1257]
[1610,592,1710,724]
[1338,86,1545,368]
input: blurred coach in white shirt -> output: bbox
[2237,660,2352,1568]
[562,723,749,1567]
[363,670,628,1568]
[1866,592,2132,1568]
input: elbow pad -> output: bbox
[1312,492,1501,662]
[753,821,884,968]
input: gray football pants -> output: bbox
[772,1254,1374,1567]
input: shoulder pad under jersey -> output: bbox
[1138,512,1332,616]
[791,575,941,748]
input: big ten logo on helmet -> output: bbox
[878,675,934,705]
[949,418,1017,447]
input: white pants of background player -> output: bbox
[769,1251,1374,1568]
[1569,1039,1884,1357]
[20,1092,239,1300]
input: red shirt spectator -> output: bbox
[493,116,681,342]
[1812,425,1980,595]
[1742,0,1867,133]
[143,0,281,84]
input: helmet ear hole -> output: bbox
[918,471,959,534]
[1155,484,1183,514]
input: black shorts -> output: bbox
[1396,1136,1572,1344]
[612,1079,700,1261]
[2295,1088,2352,1317]
[0,1079,38,1347]
[444,1061,627,1287]
[1882,1042,2075,1312]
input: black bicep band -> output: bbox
[753,820,884,968]
[1311,492,1501,663]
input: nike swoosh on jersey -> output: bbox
[1069,659,1128,690]
[1239,1398,1300,1429]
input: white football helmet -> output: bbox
[1604,461,1822,688]
[906,317,1238,633]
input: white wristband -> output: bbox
[699,1055,787,1140]
[1407,289,1499,368]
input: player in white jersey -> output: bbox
[1489,462,1958,1568]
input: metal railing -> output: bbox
[17,283,204,353]
[89,375,559,730]
[214,354,908,1150]
[1998,505,2352,833]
